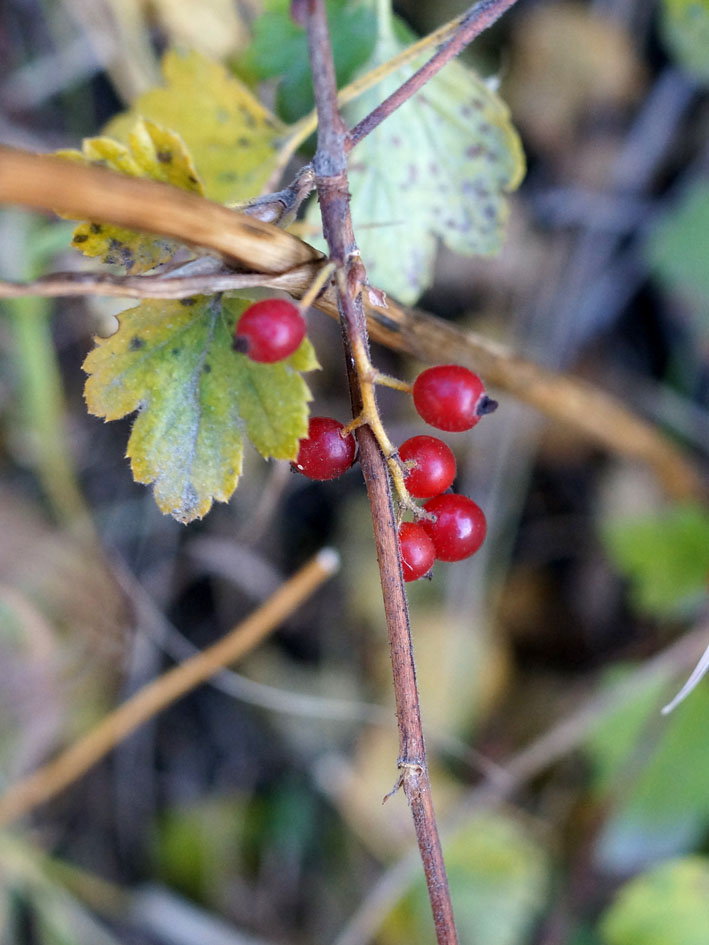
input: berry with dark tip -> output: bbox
[413,365,497,432]
[233,299,306,363]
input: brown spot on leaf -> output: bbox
[180,297,197,306]
[90,223,103,234]
[129,336,145,351]
[157,150,173,163]
[73,233,88,243]
[120,246,135,269]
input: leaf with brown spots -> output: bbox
[57,119,204,273]
[83,296,318,522]
[309,14,524,305]
[105,48,286,203]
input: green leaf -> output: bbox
[380,813,549,945]
[646,181,709,305]
[152,796,251,900]
[105,48,285,202]
[308,16,524,305]
[586,669,709,871]
[83,296,317,523]
[601,503,709,618]
[600,857,709,945]
[240,0,376,124]
[57,118,204,272]
[659,0,709,84]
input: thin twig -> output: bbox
[347,0,522,151]
[0,267,318,300]
[0,549,339,828]
[0,260,703,501]
[303,2,458,942]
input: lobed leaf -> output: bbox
[83,296,317,523]
[106,48,286,202]
[57,119,204,272]
[308,16,524,305]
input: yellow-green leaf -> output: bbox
[83,296,317,523]
[600,857,709,945]
[310,17,524,305]
[381,812,549,945]
[58,119,204,272]
[106,48,286,202]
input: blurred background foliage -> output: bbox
[0,0,708,943]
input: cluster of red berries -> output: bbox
[233,300,496,583]
[397,366,495,581]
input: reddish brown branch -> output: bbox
[346,0,521,152]
[302,2,458,942]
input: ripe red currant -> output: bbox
[399,522,436,582]
[233,299,306,363]
[399,435,456,499]
[292,417,357,481]
[412,365,497,432]
[421,494,487,562]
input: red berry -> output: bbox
[293,417,357,480]
[233,299,306,363]
[421,494,487,562]
[399,522,436,582]
[413,365,497,432]
[399,435,456,499]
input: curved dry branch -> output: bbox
[0,145,321,273]
[0,549,338,828]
